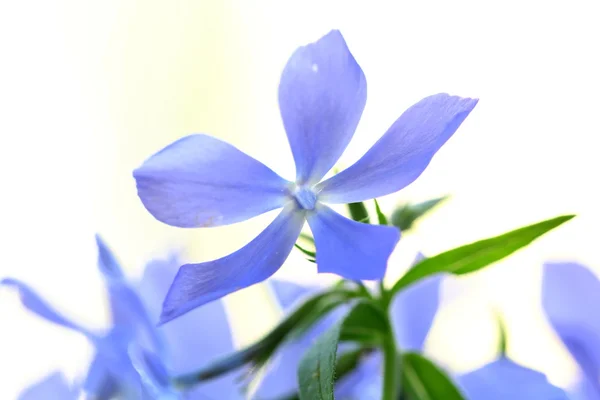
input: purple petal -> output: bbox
[1,278,92,338]
[279,30,367,185]
[83,355,119,400]
[106,284,166,357]
[542,262,600,386]
[137,257,243,399]
[160,205,305,324]
[95,234,124,279]
[318,94,478,203]
[134,134,291,228]
[573,378,600,400]
[86,331,146,399]
[95,236,166,358]
[335,353,382,399]
[307,205,399,280]
[18,372,77,400]
[391,254,443,351]
[458,358,569,400]
[268,279,315,310]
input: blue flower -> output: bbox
[133,29,478,324]
[542,262,600,399]
[137,254,245,400]
[3,236,246,399]
[2,236,167,399]
[254,254,443,399]
[457,358,569,400]
[17,372,78,400]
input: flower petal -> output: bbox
[335,353,382,399]
[268,279,315,310]
[1,278,92,338]
[83,355,119,400]
[318,94,478,203]
[134,134,291,228]
[95,236,166,357]
[18,372,77,400]
[542,262,600,383]
[458,358,569,400]
[140,257,245,398]
[87,331,146,399]
[391,254,443,351]
[95,234,124,279]
[307,205,400,280]
[160,205,305,323]
[139,256,237,368]
[279,30,367,185]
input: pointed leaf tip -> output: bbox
[390,214,575,295]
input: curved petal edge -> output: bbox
[307,205,400,280]
[279,30,367,185]
[160,205,305,324]
[318,94,478,204]
[134,134,291,228]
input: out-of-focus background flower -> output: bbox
[0,1,598,398]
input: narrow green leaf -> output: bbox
[402,353,465,400]
[496,311,508,357]
[295,243,316,258]
[299,232,315,244]
[391,215,574,295]
[270,349,372,400]
[347,202,369,223]
[297,302,382,400]
[390,196,448,231]
[374,199,389,225]
[342,301,387,335]
[298,322,342,400]
[174,290,354,388]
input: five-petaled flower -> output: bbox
[134,30,478,323]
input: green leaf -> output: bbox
[269,349,372,400]
[342,301,387,338]
[339,301,387,345]
[299,232,315,244]
[390,196,448,231]
[390,215,574,295]
[297,301,383,400]
[295,243,316,258]
[374,199,389,225]
[402,352,465,400]
[495,311,508,357]
[347,202,369,223]
[174,290,354,388]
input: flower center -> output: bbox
[293,186,317,210]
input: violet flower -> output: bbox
[457,358,569,400]
[134,30,478,324]
[542,262,600,399]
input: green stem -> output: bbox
[382,328,400,400]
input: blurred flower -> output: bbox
[17,372,77,400]
[2,236,172,399]
[254,255,443,399]
[2,236,245,399]
[134,29,478,324]
[457,358,569,399]
[137,253,244,399]
[542,262,600,399]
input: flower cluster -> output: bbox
[2,30,584,400]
